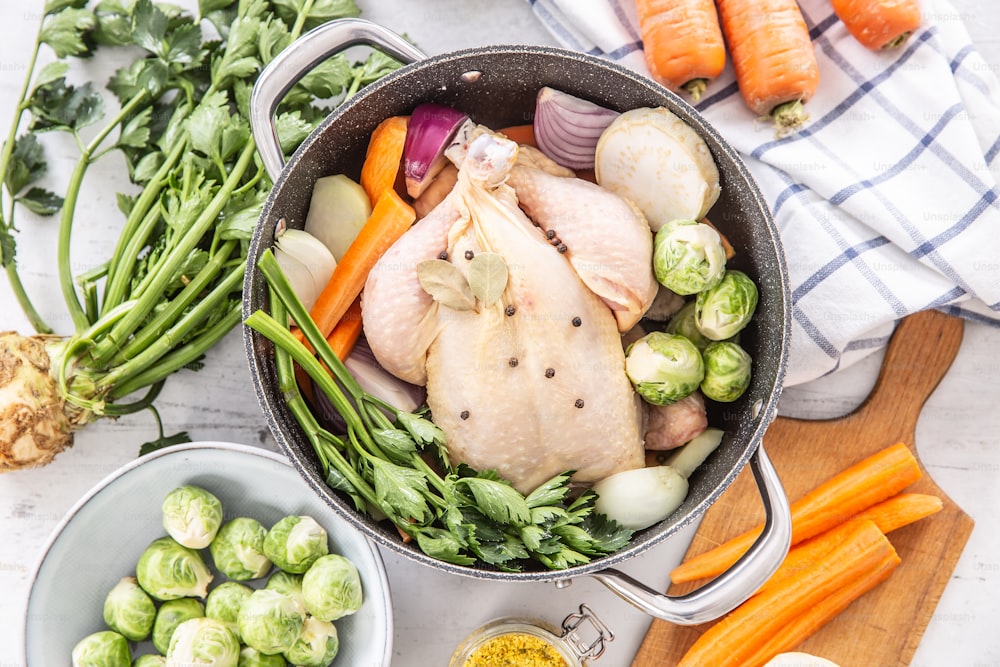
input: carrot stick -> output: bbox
[360,115,409,206]
[308,188,416,339]
[830,0,922,50]
[635,0,727,101]
[677,519,900,667]
[497,124,537,147]
[670,442,921,584]
[326,296,363,361]
[756,493,937,597]
[715,0,820,132]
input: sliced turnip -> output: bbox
[595,107,721,231]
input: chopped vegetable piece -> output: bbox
[326,296,364,361]
[308,188,416,340]
[592,465,689,530]
[304,174,373,261]
[360,115,409,205]
[670,442,922,584]
[595,107,720,231]
[635,0,727,100]
[403,103,469,198]
[497,124,537,147]
[677,519,899,667]
[533,87,619,170]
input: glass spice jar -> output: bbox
[449,604,614,667]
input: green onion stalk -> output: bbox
[0,0,402,471]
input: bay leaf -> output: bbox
[417,259,476,311]
[468,252,508,307]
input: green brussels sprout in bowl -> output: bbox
[210,517,272,581]
[161,485,224,549]
[102,576,156,642]
[166,617,241,667]
[237,589,306,655]
[652,219,727,295]
[263,515,329,574]
[25,442,393,667]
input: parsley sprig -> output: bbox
[246,250,633,571]
[0,0,402,451]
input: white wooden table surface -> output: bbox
[1,1,998,665]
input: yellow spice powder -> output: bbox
[463,631,570,667]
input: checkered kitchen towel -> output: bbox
[526,0,1000,386]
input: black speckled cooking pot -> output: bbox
[243,19,792,624]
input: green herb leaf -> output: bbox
[40,7,97,58]
[372,428,419,464]
[130,0,168,56]
[117,107,152,148]
[397,411,446,447]
[468,252,508,306]
[4,134,47,196]
[107,58,169,103]
[130,150,164,184]
[17,188,64,216]
[0,228,17,269]
[35,61,70,88]
[414,527,476,566]
[138,429,191,456]
[257,16,291,66]
[163,22,202,65]
[524,472,573,508]
[29,78,105,132]
[272,0,360,30]
[458,477,531,526]
[93,0,135,46]
[275,111,314,155]
[371,458,431,523]
[417,259,476,311]
[578,512,633,554]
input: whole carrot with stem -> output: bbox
[831,0,922,50]
[715,0,820,133]
[635,0,727,101]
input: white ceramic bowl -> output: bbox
[23,441,393,666]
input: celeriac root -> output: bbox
[0,331,80,470]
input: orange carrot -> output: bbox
[326,296,363,361]
[677,519,900,667]
[757,493,938,597]
[360,115,409,206]
[635,0,727,101]
[309,188,416,339]
[670,442,921,584]
[715,0,820,132]
[497,124,537,147]
[831,0,922,50]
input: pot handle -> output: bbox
[250,18,428,181]
[588,444,791,625]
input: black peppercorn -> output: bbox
[574,399,585,409]
[464,250,474,260]
[571,317,582,327]
[460,410,470,420]
[557,243,568,254]
[438,251,448,260]
[545,229,556,240]
[545,368,555,378]
[509,357,518,368]
[505,305,516,316]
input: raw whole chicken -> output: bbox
[362,131,657,493]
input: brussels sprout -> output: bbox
[152,598,206,655]
[624,332,705,405]
[263,515,328,574]
[237,589,306,655]
[137,536,213,601]
[264,570,305,609]
[205,581,254,640]
[283,616,339,667]
[665,301,712,350]
[701,341,752,402]
[302,554,363,622]
[72,631,131,667]
[238,647,287,667]
[166,617,240,667]
[652,219,727,295]
[103,576,156,642]
[210,517,272,580]
[162,485,224,549]
[694,270,758,341]
[133,655,167,667]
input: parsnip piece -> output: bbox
[595,107,721,232]
[304,174,372,261]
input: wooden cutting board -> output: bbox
[632,309,975,666]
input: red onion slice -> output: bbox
[533,87,619,170]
